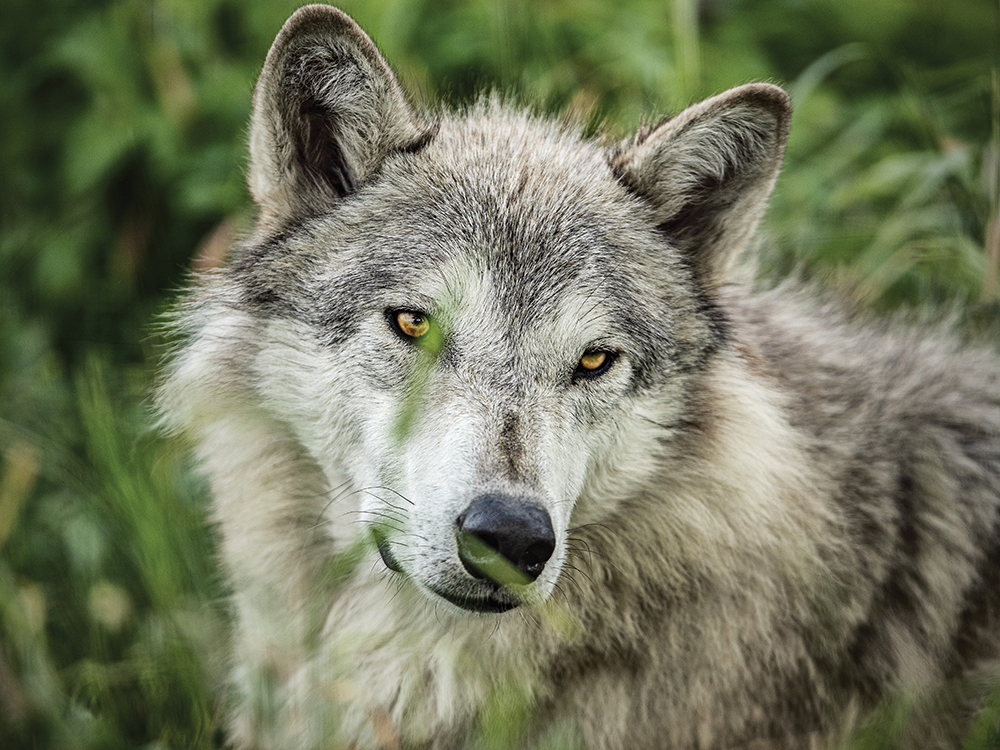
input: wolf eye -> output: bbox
[573,350,617,381]
[390,310,430,340]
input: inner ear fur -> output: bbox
[248,4,431,226]
[612,84,791,287]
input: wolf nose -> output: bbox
[455,495,556,583]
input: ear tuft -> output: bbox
[612,84,791,286]
[249,5,432,225]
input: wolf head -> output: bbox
[164,5,790,616]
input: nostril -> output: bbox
[516,539,556,581]
[521,540,555,570]
[455,494,556,584]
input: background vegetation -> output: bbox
[0,0,997,747]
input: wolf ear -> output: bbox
[612,84,791,286]
[248,5,430,224]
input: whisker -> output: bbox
[364,485,416,506]
[560,563,593,589]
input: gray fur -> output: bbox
[158,5,1000,749]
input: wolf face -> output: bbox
[159,5,1000,749]
[174,5,785,617]
[243,125,723,614]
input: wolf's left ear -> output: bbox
[612,84,790,286]
[248,5,431,225]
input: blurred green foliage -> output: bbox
[0,0,997,747]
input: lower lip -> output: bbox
[428,584,520,613]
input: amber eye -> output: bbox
[574,349,617,381]
[393,310,430,339]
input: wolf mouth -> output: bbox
[375,530,521,613]
[427,583,520,614]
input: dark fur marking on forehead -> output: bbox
[478,244,589,332]
[499,412,524,480]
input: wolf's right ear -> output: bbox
[612,84,791,288]
[248,5,431,225]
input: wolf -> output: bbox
[158,5,1000,749]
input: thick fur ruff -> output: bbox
[158,5,1000,749]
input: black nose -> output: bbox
[455,494,555,584]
